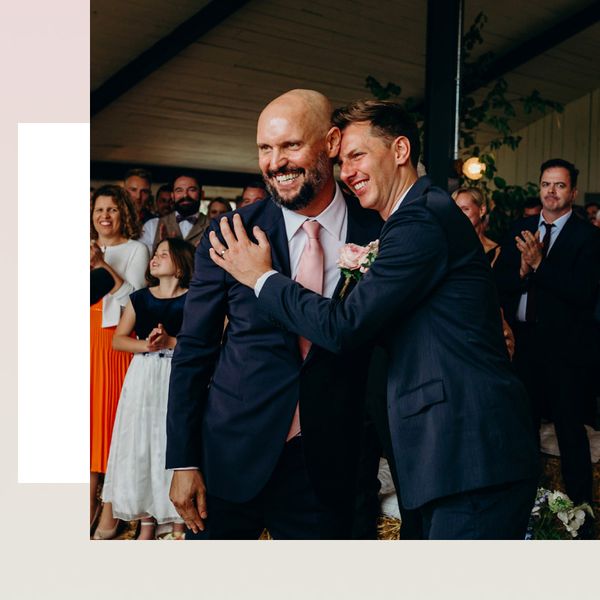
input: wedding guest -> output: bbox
[452,187,515,357]
[155,184,174,217]
[523,196,542,218]
[209,99,540,539]
[98,238,195,540]
[90,185,149,535]
[124,168,153,224]
[207,198,231,220]
[140,173,208,252]
[585,201,599,225]
[238,180,268,208]
[495,159,600,534]
[452,187,500,266]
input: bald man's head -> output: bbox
[259,89,332,139]
[257,89,340,213]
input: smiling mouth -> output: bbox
[267,167,304,186]
[353,180,368,192]
[99,220,112,226]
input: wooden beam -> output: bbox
[463,1,600,94]
[91,0,252,116]
[415,1,600,113]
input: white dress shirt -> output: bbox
[255,183,348,297]
[516,209,571,322]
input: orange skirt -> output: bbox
[90,300,132,473]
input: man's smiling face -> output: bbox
[257,108,331,212]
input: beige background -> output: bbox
[2,1,597,598]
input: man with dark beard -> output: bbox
[140,173,208,252]
[166,89,383,539]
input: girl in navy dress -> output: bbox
[96,238,195,540]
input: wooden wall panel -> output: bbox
[589,89,600,193]
[493,88,600,201]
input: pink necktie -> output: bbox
[286,220,324,441]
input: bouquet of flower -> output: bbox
[337,240,379,298]
[526,487,594,540]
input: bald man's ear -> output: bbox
[393,136,411,166]
[326,127,341,158]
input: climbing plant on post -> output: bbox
[366,12,563,241]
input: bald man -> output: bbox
[166,90,383,539]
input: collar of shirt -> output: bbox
[175,210,199,236]
[538,209,571,253]
[280,182,346,242]
[538,209,571,236]
[390,183,415,216]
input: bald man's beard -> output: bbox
[264,152,331,211]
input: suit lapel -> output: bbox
[260,200,292,277]
[546,212,576,258]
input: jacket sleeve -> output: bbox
[258,205,448,354]
[101,242,150,327]
[166,225,227,468]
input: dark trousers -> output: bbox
[364,345,424,539]
[514,324,593,504]
[420,478,538,540]
[186,437,353,540]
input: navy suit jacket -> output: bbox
[494,213,600,366]
[166,195,382,507]
[257,177,539,510]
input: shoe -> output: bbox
[135,521,157,540]
[92,519,120,540]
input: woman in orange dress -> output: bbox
[90,185,149,534]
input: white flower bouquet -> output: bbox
[526,487,594,540]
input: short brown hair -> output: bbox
[332,100,421,167]
[146,237,195,289]
[91,184,141,240]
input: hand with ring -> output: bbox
[208,214,273,288]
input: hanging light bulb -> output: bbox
[462,157,484,180]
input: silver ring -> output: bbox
[219,249,227,257]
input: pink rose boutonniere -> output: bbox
[337,239,379,298]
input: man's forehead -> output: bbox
[339,122,378,155]
[541,167,570,183]
[244,187,264,195]
[125,175,150,188]
[174,176,199,188]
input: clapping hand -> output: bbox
[90,240,105,269]
[515,230,542,272]
[146,323,172,351]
